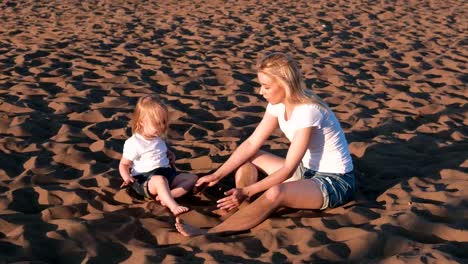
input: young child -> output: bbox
[119,95,197,216]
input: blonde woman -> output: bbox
[120,95,197,216]
[176,52,355,236]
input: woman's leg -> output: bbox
[148,175,189,216]
[218,150,283,217]
[176,179,323,236]
[250,150,285,175]
[234,149,285,188]
[210,162,260,219]
[235,162,258,187]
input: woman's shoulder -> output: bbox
[296,103,326,114]
[294,103,330,123]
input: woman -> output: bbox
[176,52,355,236]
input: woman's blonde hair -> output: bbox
[257,52,329,110]
[132,95,168,136]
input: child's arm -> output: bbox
[119,157,134,188]
[167,149,176,168]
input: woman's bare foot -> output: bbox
[175,217,207,236]
[170,205,189,216]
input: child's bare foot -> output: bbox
[175,217,207,236]
[170,205,189,216]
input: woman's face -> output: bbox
[258,72,286,105]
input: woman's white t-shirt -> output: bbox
[266,103,353,175]
[122,133,170,176]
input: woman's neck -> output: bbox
[283,101,296,121]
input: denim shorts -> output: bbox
[127,167,177,200]
[295,164,355,210]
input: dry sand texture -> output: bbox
[0,0,467,263]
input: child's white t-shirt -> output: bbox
[266,103,353,175]
[122,133,170,176]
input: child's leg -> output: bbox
[169,173,198,198]
[147,175,189,216]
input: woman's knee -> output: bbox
[236,162,257,175]
[235,162,258,187]
[264,185,284,203]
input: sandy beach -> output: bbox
[0,0,467,263]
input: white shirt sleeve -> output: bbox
[295,104,324,129]
[122,137,138,161]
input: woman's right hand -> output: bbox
[194,173,222,193]
[217,188,248,211]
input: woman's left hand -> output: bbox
[217,188,248,211]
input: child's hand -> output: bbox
[195,173,222,189]
[120,176,135,188]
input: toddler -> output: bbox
[119,95,197,216]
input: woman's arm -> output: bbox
[243,126,314,197]
[195,112,278,187]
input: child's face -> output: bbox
[140,115,159,139]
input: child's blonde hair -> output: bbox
[257,52,329,110]
[132,95,168,136]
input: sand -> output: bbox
[0,0,467,263]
